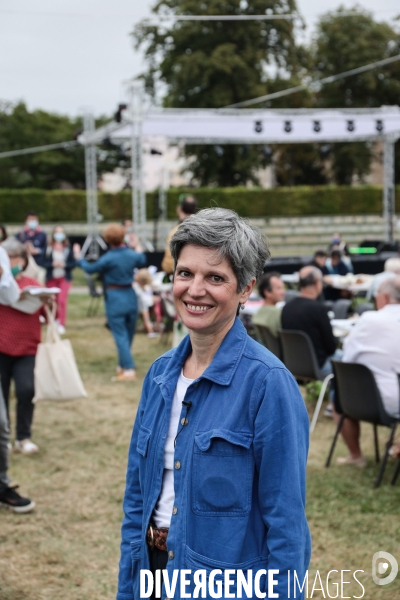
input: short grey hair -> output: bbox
[378,277,400,303]
[2,238,25,258]
[298,266,322,289]
[384,257,400,274]
[170,208,270,292]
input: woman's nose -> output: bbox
[188,275,206,297]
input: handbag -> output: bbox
[33,306,87,402]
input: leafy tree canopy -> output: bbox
[133,0,306,186]
[0,102,122,189]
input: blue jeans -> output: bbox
[106,288,138,370]
[321,348,344,376]
[321,348,343,401]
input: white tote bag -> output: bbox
[33,307,87,403]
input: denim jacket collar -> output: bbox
[154,318,248,398]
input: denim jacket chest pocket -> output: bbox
[192,429,253,516]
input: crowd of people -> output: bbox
[252,237,400,467]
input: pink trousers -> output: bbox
[46,277,72,326]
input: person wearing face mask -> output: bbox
[43,226,76,334]
[0,239,49,455]
[16,212,47,267]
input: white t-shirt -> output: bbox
[152,370,194,527]
[342,304,400,416]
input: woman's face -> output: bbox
[173,244,255,336]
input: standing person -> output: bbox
[73,224,146,382]
[16,212,47,266]
[117,208,311,600]
[0,246,35,512]
[43,225,76,334]
[0,239,46,454]
[161,195,198,276]
[253,271,285,337]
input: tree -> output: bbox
[0,102,121,189]
[133,0,304,186]
[309,7,400,184]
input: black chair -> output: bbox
[254,325,282,361]
[326,361,399,488]
[84,273,103,317]
[355,302,374,315]
[279,329,334,432]
[332,299,352,319]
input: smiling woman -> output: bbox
[117,208,311,600]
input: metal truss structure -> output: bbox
[81,112,107,258]
[79,106,400,243]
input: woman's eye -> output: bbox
[178,270,191,277]
[211,275,223,283]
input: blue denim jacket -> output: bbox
[118,319,311,600]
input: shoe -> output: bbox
[147,332,160,338]
[57,324,66,334]
[337,455,367,468]
[0,485,35,513]
[14,439,39,454]
[111,370,137,382]
[7,442,12,452]
[324,405,333,418]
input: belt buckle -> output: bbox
[149,524,155,550]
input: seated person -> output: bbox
[253,271,285,337]
[335,277,400,467]
[326,249,350,276]
[310,250,329,275]
[133,269,158,337]
[281,266,340,373]
[325,250,351,301]
[366,257,400,303]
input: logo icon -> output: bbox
[372,551,398,586]
[284,120,292,133]
[254,120,263,133]
[347,120,355,132]
[313,120,321,133]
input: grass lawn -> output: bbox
[1,294,399,599]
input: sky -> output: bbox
[0,0,399,118]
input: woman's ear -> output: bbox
[239,277,257,304]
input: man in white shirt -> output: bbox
[366,257,400,303]
[336,277,400,466]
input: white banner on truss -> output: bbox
[80,107,400,145]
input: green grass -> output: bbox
[1,294,399,599]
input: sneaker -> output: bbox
[147,332,160,338]
[0,485,35,513]
[337,455,367,468]
[324,404,333,418]
[14,439,39,454]
[57,324,66,335]
[7,442,12,452]
[111,370,137,382]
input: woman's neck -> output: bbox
[183,316,235,379]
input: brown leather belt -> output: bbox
[147,524,169,552]
[106,284,132,290]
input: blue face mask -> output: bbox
[27,219,38,230]
[54,232,66,242]
[332,237,340,245]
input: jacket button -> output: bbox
[174,461,181,470]
[168,551,174,560]
[172,506,178,515]
[181,418,188,426]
